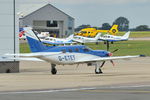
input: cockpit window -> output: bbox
[45,38,49,40]
[81,31,86,34]
[69,49,72,52]
[83,48,89,52]
[61,49,66,53]
[83,47,91,52]
[75,48,79,52]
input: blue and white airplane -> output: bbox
[72,33,101,43]
[20,27,74,45]
[41,34,74,45]
[99,31,131,42]
[4,27,143,75]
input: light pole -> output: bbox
[13,0,16,59]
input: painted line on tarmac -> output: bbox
[1,84,150,95]
[100,84,150,89]
[81,89,150,93]
[0,87,96,95]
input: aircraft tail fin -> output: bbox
[122,31,130,39]
[22,27,48,52]
[23,27,41,41]
[26,36,48,52]
[109,25,119,35]
[66,34,74,40]
[94,33,101,39]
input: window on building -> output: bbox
[47,21,58,27]
[68,27,72,30]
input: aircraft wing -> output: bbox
[0,56,44,62]
[72,39,84,43]
[2,52,62,62]
[5,52,62,57]
[75,55,142,63]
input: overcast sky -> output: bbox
[18,0,150,28]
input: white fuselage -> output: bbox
[38,52,100,65]
[41,37,72,44]
[99,32,130,41]
[99,34,123,40]
[73,36,98,43]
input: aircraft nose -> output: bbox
[107,52,113,56]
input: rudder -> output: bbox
[109,25,119,35]
[26,36,48,52]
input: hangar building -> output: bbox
[20,4,74,37]
[0,0,19,73]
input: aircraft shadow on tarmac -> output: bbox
[86,73,143,77]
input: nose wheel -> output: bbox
[51,64,57,75]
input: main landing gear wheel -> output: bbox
[51,64,57,75]
[51,68,57,75]
[95,68,103,74]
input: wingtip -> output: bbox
[139,55,146,57]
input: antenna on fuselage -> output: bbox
[32,29,42,42]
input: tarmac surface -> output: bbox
[0,57,150,99]
[1,85,150,100]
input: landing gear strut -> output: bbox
[51,64,57,75]
[94,61,105,74]
[95,68,103,74]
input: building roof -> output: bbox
[20,3,74,20]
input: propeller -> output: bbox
[111,49,119,53]
[100,61,106,68]
[108,49,119,67]
[101,40,119,67]
[99,49,118,68]
[110,60,115,66]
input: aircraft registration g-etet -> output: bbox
[3,27,144,75]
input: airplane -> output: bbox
[99,31,131,51]
[19,27,50,40]
[3,27,145,75]
[72,33,101,43]
[21,27,74,45]
[75,25,119,37]
[41,34,74,45]
[19,28,26,40]
[99,31,131,42]
[37,32,49,39]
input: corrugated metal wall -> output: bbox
[0,0,19,73]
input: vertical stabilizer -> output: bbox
[109,25,119,35]
[23,27,40,41]
[122,31,130,39]
[22,27,48,52]
[26,36,48,52]
[95,33,101,40]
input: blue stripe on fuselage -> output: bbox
[42,45,109,57]
[26,36,109,57]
